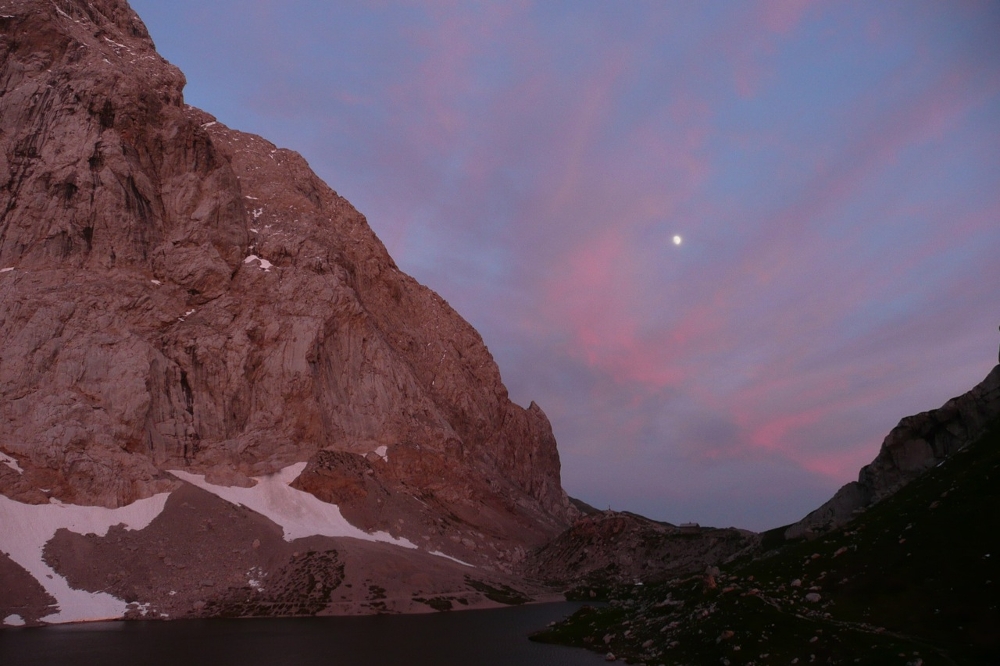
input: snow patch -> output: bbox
[428,551,476,568]
[3,614,25,627]
[243,254,273,272]
[247,566,266,592]
[1,451,23,474]
[374,446,388,462]
[168,463,417,548]
[150,279,161,285]
[0,493,170,623]
[201,121,217,129]
[252,208,263,219]
[132,602,152,617]
[0,267,14,273]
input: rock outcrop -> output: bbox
[0,0,574,605]
[522,511,757,587]
[786,364,1000,538]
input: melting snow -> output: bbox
[1,451,23,474]
[168,463,416,547]
[0,493,170,623]
[247,566,266,591]
[244,255,273,272]
[428,551,476,568]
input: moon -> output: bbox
[672,235,683,246]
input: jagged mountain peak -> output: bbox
[0,0,577,624]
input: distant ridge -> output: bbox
[786,363,1000,539]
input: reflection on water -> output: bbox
[0,602,606,666]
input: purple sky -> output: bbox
[129,0,1000,531]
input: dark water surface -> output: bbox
[0,602,606,666]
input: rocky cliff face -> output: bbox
[786,364,1000,538]
[0,0,576,620]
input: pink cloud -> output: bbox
[724,0,819,98]
[761,0,815,34]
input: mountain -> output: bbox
[0,0,578,626]
[534,362,1000,665]
[785,365,1000,540]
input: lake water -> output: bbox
[0,603,607,666]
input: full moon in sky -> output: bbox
[672,235,682,246]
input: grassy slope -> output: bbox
[532,419,1000,665]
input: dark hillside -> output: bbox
[533,416,1000,665]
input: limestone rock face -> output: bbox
[786,364,1000,538]
[0,0,573,555]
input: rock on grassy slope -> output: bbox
[533,381,1000,665]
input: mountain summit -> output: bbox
[0,0,577,624]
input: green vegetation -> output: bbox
[532,419,1000,665]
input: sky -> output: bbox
[129,0,1000,531]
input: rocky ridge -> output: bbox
[786,363,1000,539]
[534,360,1000,665]
[524,511,757,588]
